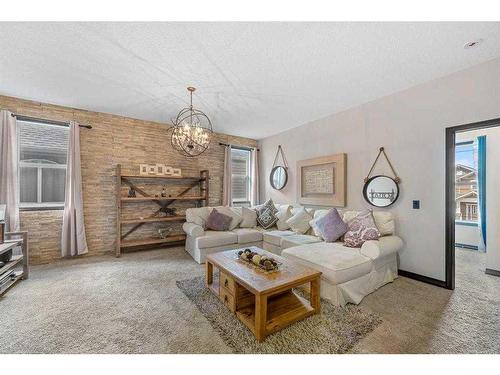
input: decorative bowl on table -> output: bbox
[237,248,281,273]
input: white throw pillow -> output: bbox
[215,206,243,230]
[286,207,313,234]
[275,205,293,231]
[239,207,257,228]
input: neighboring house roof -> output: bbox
[456,164,477,184]
[456,190,478,201]
[18,120,68,153]
[456,164,476,173]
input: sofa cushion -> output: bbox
[276,205,293,231]
[282,242,373,285]
[280,234,322,249]
[196,231,238,248]
[286,207,313,234]
[372,211,395,236]
[240,207,257,228]
[263,230,295,246]
[185,207,212,228]
[232,228,264,244]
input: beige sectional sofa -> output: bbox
[182,204,403,306]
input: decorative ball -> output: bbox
[263,260,274,271]
[252,255,261,265]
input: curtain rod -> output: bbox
[10,113,92,129]
[219,142,259,151]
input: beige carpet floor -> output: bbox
[0,246,498,353]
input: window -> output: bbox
[455,141,478,222]
[18,120,69,209]
[231,148,251,207]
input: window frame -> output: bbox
[17,118,69,211]
[230,147,252,207]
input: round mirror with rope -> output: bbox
[270,145,289,190]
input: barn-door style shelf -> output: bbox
[116,164,209,257]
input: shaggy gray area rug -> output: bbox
[176,276,381,353]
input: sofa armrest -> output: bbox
[360,235,403,259]
[183,222,204,238]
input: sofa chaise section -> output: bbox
[281,235,403,306]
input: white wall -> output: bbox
[259,57,500,281]
[457,127,500,271]
[455,223,479,249]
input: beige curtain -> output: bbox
[250,147,259,206]
[222,145,232,206]
[61,121,88,256]
[0,110,19,232]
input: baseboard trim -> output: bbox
[485,268,500,277]
[398,269,448,289]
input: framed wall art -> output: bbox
[296,153,347,207]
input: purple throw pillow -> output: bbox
[206,209,233,231]
[315,208,348,242]
[344,210,381,248]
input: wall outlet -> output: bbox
[412,200,420,209]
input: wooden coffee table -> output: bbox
[206,247,321,342]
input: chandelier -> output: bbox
[170,86,213,157]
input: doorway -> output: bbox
[445,117,500,289]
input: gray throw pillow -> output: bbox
[315,208,348,242]
[256,198,278,216]
[256,199,278,229]
[205,209,233,231]
[257,207,278,229]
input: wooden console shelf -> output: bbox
[116,164,209,257]
[121,196,204,202]
[120,216,186,225]
[120,174,205,181]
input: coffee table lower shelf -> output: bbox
[235,290,315,336]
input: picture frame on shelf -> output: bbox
[148,165,158,175]
[139,164,149,176]
[156,164,166,175]
[164,166,174,176]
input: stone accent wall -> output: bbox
[0,95,257,264]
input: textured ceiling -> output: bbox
[1,22,500,139]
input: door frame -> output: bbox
[445,117,500,290]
